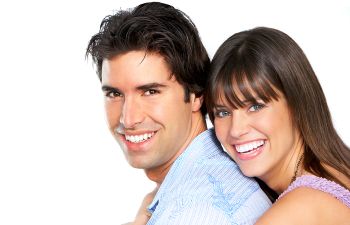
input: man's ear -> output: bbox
[190,93,203,112]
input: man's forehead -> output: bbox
[101,66,178,92]
[102,56,176,81]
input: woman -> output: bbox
[206,27,350,224]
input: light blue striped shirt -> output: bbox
[146,129,271,225]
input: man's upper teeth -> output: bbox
[125,132,154,143]
[235,140,264,153]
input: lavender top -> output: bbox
[278,175,350,208]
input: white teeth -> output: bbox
[235,140,264,153]
[125,132,154,143]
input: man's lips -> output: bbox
[116,130,158,152]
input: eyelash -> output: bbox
[248,103,265,112]
[214,110,230,118]
[104,89,161,99]
[214,103,266,118]
[105,91,122,98]
[143,89,160,96]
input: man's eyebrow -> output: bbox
[136,83,167,91]
[101,83,167,92]
[101,85,120,93]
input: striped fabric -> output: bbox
[146,129,271,225]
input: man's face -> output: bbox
[101,51,200,175]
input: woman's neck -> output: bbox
[263,150,305,194]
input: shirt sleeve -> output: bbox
[147,189,271,225]
[148,200,232,225]
[229,189,272,224]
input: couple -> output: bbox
[86,2,350,225]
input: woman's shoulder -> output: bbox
[256,176,350,225]
[279,174,350,207]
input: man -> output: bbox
[86,2,271,224]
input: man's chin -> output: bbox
[127,159,149,169]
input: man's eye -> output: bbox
[248,103,265,112]
[214,110,231,118]
[144,89,159,96]
[105,91,122,98]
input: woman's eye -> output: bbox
[214,110,231,118]
[248,103,265,112]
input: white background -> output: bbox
[0,0,349,224]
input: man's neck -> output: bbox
[145,113,207,185]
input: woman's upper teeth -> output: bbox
[235,140,264,153]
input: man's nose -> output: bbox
[119,97,144,129]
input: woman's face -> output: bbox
[213,90,303,191]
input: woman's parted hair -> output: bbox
[206,27,350,188]
[86,2,210,115]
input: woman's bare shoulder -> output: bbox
[255,187,350,225]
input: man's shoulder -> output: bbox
[148,199,233,225]
[184,128,233,162]
[150,128,272,224]
[162,147,264,204]
[168,129,260,195]
[149,180,270,225]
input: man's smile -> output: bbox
[125,132,155,143]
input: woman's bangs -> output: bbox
[214,69,280,109]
